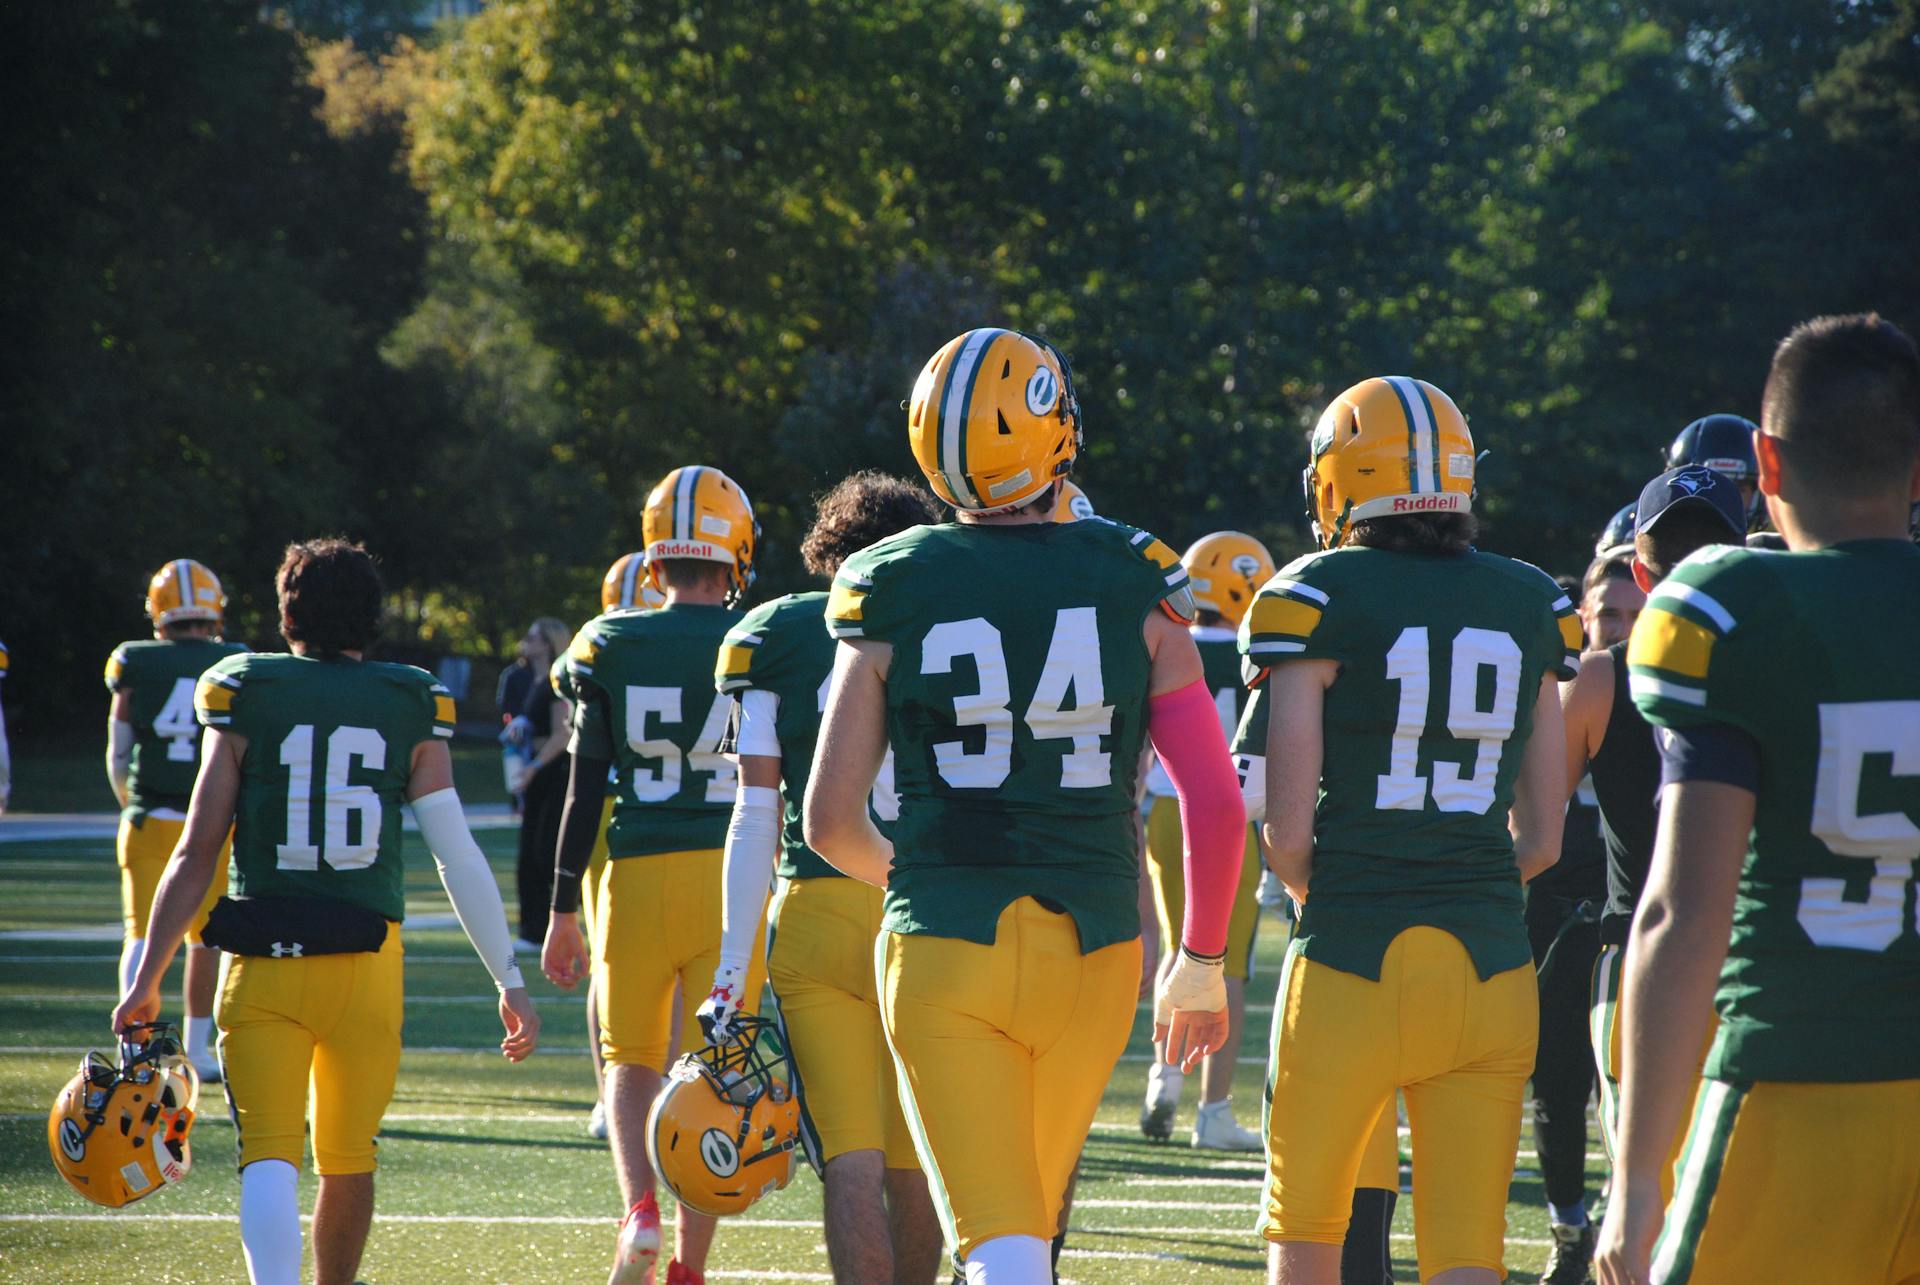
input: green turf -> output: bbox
[0,829,1597,1282]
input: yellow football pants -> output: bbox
[1590,943,1710,1200]
[577,796,614,948]
[118,812,228,945]
[1144,796,1262,981]
[1263,926,1536,1281]
[216,928,404,1174]
[880,897,1141,1259]
[596,849,766,1070]
[767,875,917,1169]
[1653,1077,1920,1284]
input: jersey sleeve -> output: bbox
[418,669,457,742]
[562,619,616,760]
[1515,558,1584,681]
[194,653,249,729]
[1626,546,1761,734]
[1240,552,1340,683]
[1120,525,1198,623]
[716,598,786,695]
[0,640,11,682]
[826,545,897,641]
[104,644,132,693]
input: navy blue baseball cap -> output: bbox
[1634,465,1746,540]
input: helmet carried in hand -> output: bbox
[49,1023,198,1208]
[647,1015,800,1217]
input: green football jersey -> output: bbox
[564,603,742,858]
[825,518,1194,953]
[715,591,864,881]
[107,638,249,814]
[1629,540,1920,1083]
[194,653,455,921]
[1240,546,1582,981]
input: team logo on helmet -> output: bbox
[1025,365,1059,417]
[699,1128,740,1178]
[1230,553,1261,580]
[58,1118,85,1163]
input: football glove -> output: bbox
[1154,946,1228,1031]
[696,963,747,1043]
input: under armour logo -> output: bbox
[270,941,304,958]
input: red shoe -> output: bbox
[609,1191,661,1283]
[664,1263,705,1285]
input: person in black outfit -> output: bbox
[1555,469,1746,1283]
[1525,559,1641,1284]
[513,617,573,948]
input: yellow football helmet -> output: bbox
[908,328,1082,514]
[49,1024,198,1208]
[648,1017,800,1218]
[601,553,666,612]
[1054,479,1096,523]
[640,467,759,602]
[1183,531,1276,627]
[1304,376,1476,549]
[146,560,226,629]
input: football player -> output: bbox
[1561,469,1743,1167]
[1597,316,1920,1284]
[1139,530,1273,1151]
[1596,504,1637,556]
[698,469,944,1284]
[109,538,537,1285]
[104,560,249,1081]
[568,552,658,1141]
[805,328,1246,1283]
[541,467,766,1285]
[1250,376,1579,1285]
[1665,414,1761,528]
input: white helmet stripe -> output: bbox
[176,559,194,608]
[1387,377,1438,493]
[621,555,642,608]
[940,330,998,507]
[675,467,703,541]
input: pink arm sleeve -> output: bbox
[1147,678,1246,958]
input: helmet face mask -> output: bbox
[49,1023,198,1208]
[647,1016,800,1217]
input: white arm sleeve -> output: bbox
[1235,753,1266,824]
[719,784,781,976]
[107,718,133,807]
[732,689,782,758]
[410,788,524,993]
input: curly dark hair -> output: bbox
[1346,511,1478,555]
[800,471,944,576]
[277,538,384,657]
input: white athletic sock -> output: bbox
[1147,1060,1185,1102]
[239,1160,302,1285]
[119,938,146,1000]
[185,1016,215,1062]
[965,1234,1050,1283]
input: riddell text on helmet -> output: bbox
[651,541,721,559]
[1391,495,1465,512]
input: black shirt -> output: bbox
[1589,640,1662,943]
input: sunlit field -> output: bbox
[0,809,1603,1282]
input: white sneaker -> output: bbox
[1191,1099,1263,1152]
[587,1098,609,1140]
[513,936,543,956]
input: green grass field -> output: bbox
[0,821,1599,1282]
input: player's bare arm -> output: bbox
[1558,648,1615,795]
[803,639,894,887]
[1594,779,1749,1285]
[1511,673,1569,883]
[1260,658,1335,905]
[110,727,243,1031]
